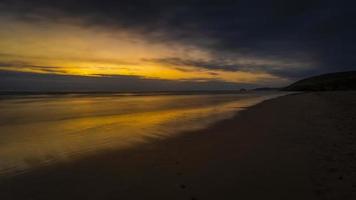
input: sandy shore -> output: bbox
[0,92,355,200]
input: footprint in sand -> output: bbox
[175,161,197,199]
[179,184,187,189]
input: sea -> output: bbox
[0,91,288,175]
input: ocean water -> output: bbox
[0,92,287,175]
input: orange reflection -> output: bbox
[0,93,285,175]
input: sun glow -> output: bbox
[0,16,279,84]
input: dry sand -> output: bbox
[0,91,355,200]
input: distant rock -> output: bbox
[284,71,356,91]
[252,87,280,91]
[239,88,247,92]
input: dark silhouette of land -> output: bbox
[284,71,356,91]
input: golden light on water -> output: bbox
[0,93,285,175]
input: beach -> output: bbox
[0,91,355,200]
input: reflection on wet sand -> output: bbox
[0,92,285,175]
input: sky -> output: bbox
[0,0,355,91]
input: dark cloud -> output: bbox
[0,0,355,82]
[145,57,316,79]
[0,70,259,92]
[0,62,70,74]
[145,58,239,72]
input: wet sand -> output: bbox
[0,91,355,200]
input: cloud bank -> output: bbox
[0,0,355,91]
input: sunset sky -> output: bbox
[0,0,355,91]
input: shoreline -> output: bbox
[1,91,355,200]
[0,90,277,98]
